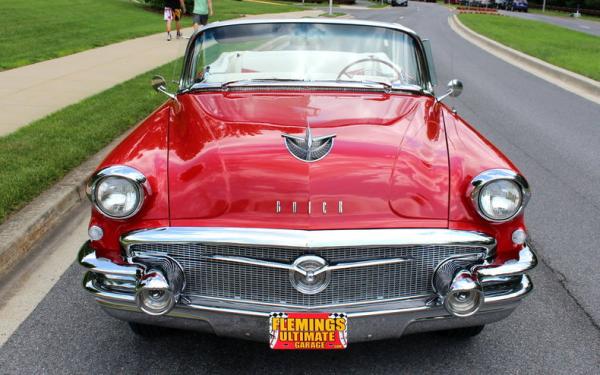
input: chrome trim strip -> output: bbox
[121,228,497,258]
[206,255,300,273]
[86,273,532,319]
[189,81,424,94]
[182,293,432,310]
[476,244,537,278]
[204,254,414,277]
[322,257,414,274]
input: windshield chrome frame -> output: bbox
[177,18,435,95]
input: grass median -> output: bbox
[458,14,600,81]
[0,61,179,224]
[529,8,600,23]
[0,0,302,71]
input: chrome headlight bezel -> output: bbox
[470,169,530,223]
[87,165,147,220]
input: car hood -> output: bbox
[168,91,449,229]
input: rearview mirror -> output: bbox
[436,79,463,102]
[151,75,177,101]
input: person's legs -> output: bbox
[164,8,173,40]
[192,13,200,32]
[192,14,209,31]
[200,14,209,26]
[174,9,182,38]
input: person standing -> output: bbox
[192,0,213,32]
[164,0,186,41]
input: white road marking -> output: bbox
[0,205,89,347]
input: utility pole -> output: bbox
[542,0,546,12]
[329,0,333,16]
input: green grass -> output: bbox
[458,14,600,80]
[529,8,600,22]
[0,0,305,223]
[0,61,180,224]
[0,0,302,71]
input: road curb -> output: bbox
[449,14,600,105]
[0,130,132,279]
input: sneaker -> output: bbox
[176,31,182,39]
[167,32,172,41]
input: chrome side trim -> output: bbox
[476,244,537,278]
[121,228,496,258]
[205,254,414,277]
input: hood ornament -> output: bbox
[282,123,336,162]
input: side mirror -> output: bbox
[151,75,177,101]
[151,75,167,92]
[436,79,463,102]
[447,79,463,97]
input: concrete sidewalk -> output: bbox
[0,10,322,137]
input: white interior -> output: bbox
[203,50,404,83]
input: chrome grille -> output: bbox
[130,244,486,307]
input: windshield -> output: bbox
[186,22,425,89]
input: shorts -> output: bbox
[164,8,182,21]
[193,13,209,26]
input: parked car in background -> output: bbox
[509,0,528,11]
[79,18,536,349]
[459,0,493,7]
[388,0,409,7]
[494,0,509,9]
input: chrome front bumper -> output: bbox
[79,228,537,342]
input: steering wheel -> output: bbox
[336,57,403,82]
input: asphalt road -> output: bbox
[1,3,600,374]
[499,9,600,36]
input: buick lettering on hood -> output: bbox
[79,19,537,348]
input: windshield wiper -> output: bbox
[221,78,307,89]
[332,79,393,93]
[189,78,414,93]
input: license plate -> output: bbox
[269,312,348,350]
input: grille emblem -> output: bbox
[289,255,331,295]
[282,123,335,162]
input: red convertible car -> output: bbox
[79,19,536,348]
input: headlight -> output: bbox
[88,166,146,219]
[471,169,530,223]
